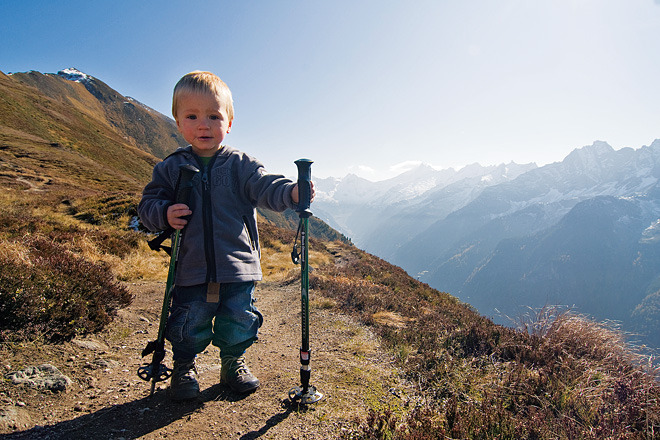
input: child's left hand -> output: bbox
[292,182,315,204]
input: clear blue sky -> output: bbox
[2,1,659,181]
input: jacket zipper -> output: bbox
[197,155,217,284]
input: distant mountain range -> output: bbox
[314,140,660,348]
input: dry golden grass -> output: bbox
[371,311,413,329]
[0,238,31,266]
[260,239,296,282]
[310,296,338,310]
[111,240,169,282]
[260,235,333,282]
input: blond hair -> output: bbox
[172,71,234,121]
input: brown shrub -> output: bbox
[0,236,132,342]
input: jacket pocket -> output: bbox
[165,304,190,344]
[242,216,257,251]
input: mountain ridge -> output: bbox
[8,68,186,161]
[313,139,660,348]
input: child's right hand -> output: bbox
[167,203,192,230]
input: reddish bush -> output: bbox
[0,236,132,342]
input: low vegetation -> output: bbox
[0,235,131,342]
[311,244,660,439]
[0,191,137,343]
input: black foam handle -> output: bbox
[295,159,313,214]
[174,164,200,205]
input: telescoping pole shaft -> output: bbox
[300,200,311,392]
[138,164,199,396]
[289,159,322,405]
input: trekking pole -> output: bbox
[138,163,199,396]
[289,158,323,405]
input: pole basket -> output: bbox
[288,384,323,405]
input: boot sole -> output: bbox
[168,385,200,401]
[221,378,260,394]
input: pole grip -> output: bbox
[295,159,313,216]
[174,164,200,205]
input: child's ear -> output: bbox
[227,119,233,134]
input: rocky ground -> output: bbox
[0,279,411,439]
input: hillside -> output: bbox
[7,68,185,161]
[0,69,658,438]
[0,70,163,192]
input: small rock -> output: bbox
[84,358,119,370]
[71,339,108,351]
[0,405,33,431]
[5,364,73,392]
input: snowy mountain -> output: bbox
[313,161,536,250]
[398,141,657,268]
[57,67,92,83]
[314,140,660,348]
[9,68,186,160]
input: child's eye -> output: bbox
[209,115,220,120]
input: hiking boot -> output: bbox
[220,355,260,394]
[169,359,200,401]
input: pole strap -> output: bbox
[148,228,174,255]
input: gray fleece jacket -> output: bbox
[138,145,297,286]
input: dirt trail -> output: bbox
[1,279,409,439]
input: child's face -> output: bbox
[175,92,233,157]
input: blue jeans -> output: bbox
[166,282,263,361]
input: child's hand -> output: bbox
[292,182,315,204]
[167,203,192,230]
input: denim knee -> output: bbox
[166,284,216,360]
[212,281,263,350]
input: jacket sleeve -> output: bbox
[243,163,297,212]
[138,161,176,232]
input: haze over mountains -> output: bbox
[314,140,660,349]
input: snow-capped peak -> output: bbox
[57,68,92,83]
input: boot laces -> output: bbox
[175,361,197,381]
[223,356,250,378]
